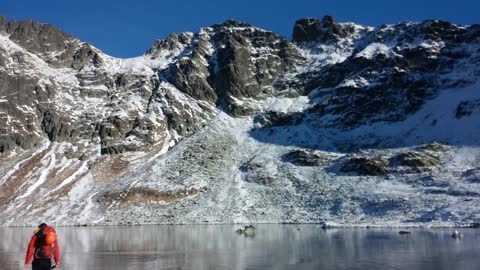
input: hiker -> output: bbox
[24,223,60,270]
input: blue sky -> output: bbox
[1,0,478,58]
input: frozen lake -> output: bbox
[1,225,479,270]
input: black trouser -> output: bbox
[32,258,52,270]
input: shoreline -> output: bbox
[2,221,479,229]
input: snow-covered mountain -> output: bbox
[1,15,479,227]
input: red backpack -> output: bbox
[34,226,57,258]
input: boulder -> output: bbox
[451,230,464,239]
[283,149,334,166]
[340,155,389,176]
[394,151,440,172]
[243,225,256,236]
[236,225,256,237]
[253,111,300,128]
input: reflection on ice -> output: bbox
[1,225,479,270]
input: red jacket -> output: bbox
[25,227,60,265]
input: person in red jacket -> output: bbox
[24,223,60,270]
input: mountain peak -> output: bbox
[1,16,76,59]
[145,32,193,56]
[0,16,6,30]
[292,15,357,43]
[211,19,253,30]
[0,16,19,33]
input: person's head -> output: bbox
[38,223,48,229]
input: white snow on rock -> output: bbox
[355,43,399,59]
[1,18,480,227]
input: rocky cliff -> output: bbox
[1,16,479,226]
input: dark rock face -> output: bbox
[456,99,480,119]
[214,35,256,98]
[8,19,73,53]
[1,15,479,159]
[0,17,217,156]
[462,169,480,183]
[165,33,217,102]
[284,18,480,129]
[253,111,301,128]
[341,156,389,176]
[0,16,7,32]
[210,23,300,114]
[419,20,465,41]
[0,17,106,154]
[0,72,46,153]
[41,111,60,142]
[160,20,302,116]
[292,16,355,43]
[303,68,433,128]
[72,43,104,70]
[2,18,79,67]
